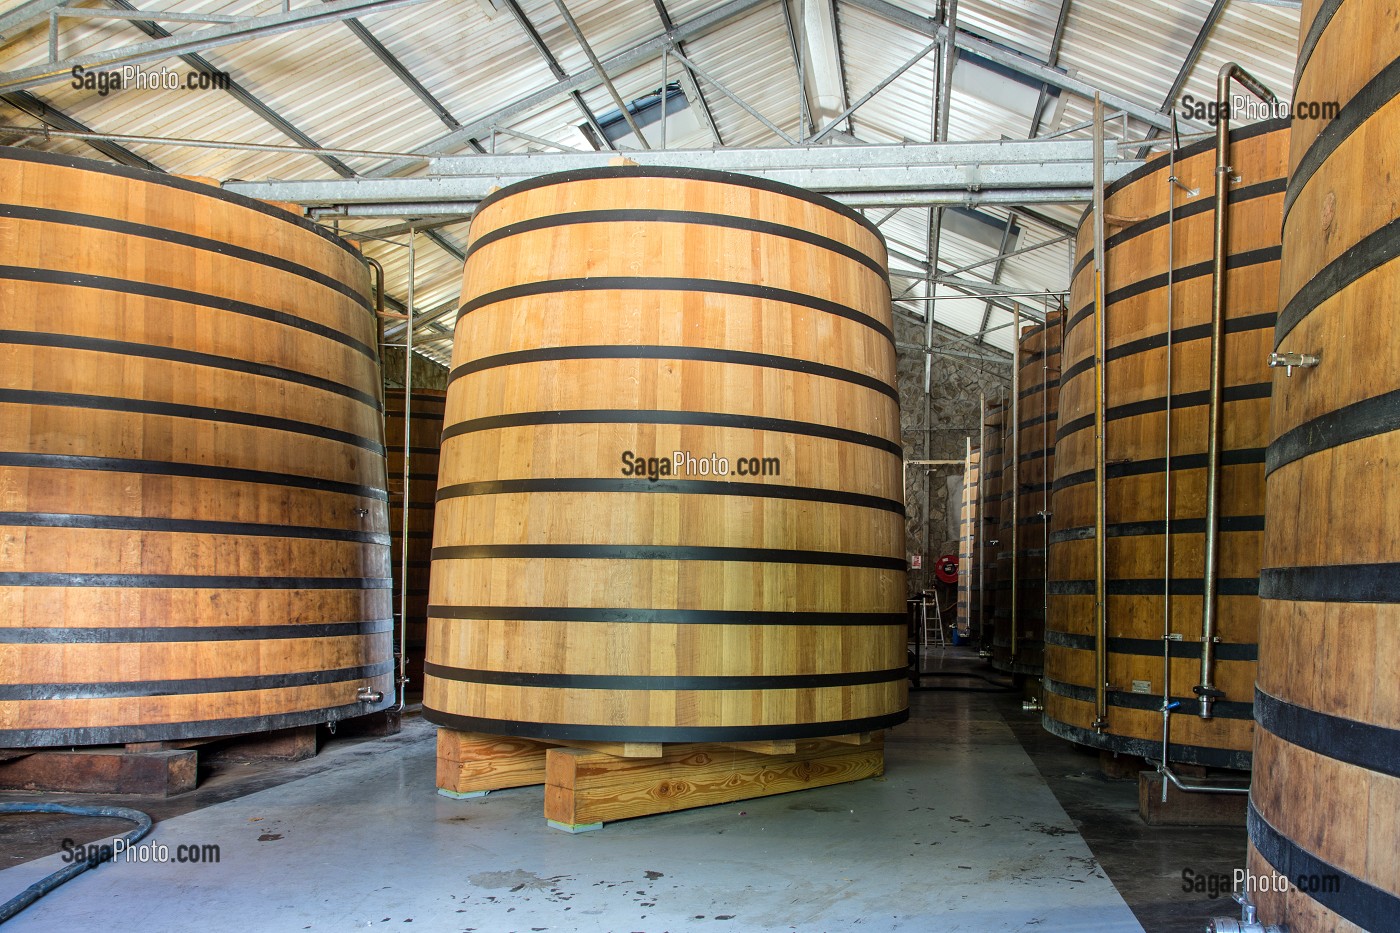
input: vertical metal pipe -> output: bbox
[1197,63,1276,720]
[1091,94,1109,732]
[660,50,669,150]
[1009,302,1021,660]
[394,232,416,712]
[1162,125,1180,778]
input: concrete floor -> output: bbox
[0,649,1246,932]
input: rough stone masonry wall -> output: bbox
[895,313,1010,594]
[382,346,451,391]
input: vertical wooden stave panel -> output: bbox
[995,313,1063,679]
[1042,122,1289,768]
[1248,1,1400,928]
[979,401,1005,654]
[424,167,909,741]
[0,148,393,746]
[957,450,980,638]
[383,389,447,699]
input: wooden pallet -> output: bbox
[436,728,885,832]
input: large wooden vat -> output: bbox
[384,388,447,698]
[1247,3,1400,928]
[423,167,908,741]
[977,401,1005,653]
[990,396,1017,671]
[991,313,1063,678]
[957,449,980,638]
[0,148,393,746]
[1043,120,1289,768]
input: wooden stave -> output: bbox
[424,168,909,741]
[1043,123,1289,767]
[383,389,447,699]
[0,149,393,747]
[957,452,981,635]
[1247,1,1400,928]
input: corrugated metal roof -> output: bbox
[0,0,1306,361]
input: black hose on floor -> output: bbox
[0,803,153,924]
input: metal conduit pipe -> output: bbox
[1091,94,1109,733]
[1159,116,1201,799]
[1197,63,1277,720]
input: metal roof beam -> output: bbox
[496,0,614,148]
[975,214,1016,344]
[0,0,69,43]
[779,0,813,137]
[649,0,723,146]
[1133,0,1228,157]
[0,90,161,169]
[0,0,439,93]
[361,0,770,175]
[1027,0,1071,136]
[331,9,465,133]
[106,0,357,177]
[1161,0,1229,114]
[226,138,1140,210]
[842,0,1205,132]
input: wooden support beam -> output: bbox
[717,739,798,755]
[566,740,664,758]
[0,749,197,796]
[543,737,885,831]
[436,731,550,797]
[207,726,319,762]
[1138,771,1247,826]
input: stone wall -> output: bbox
[895,313,1010,593]
[381,347,450,391]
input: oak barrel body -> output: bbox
[384,388,447,698]
[990,398,1017,672]
[424,167,909,741]
[0,148,393,746]
[990,315,1062,677]
[978,401,1005,653]
[1247,2,1400,928]
[1043,121,1289,768]
[957,449,980,638]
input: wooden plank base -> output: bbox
[543,736,885,830]
[1138,771,1248,826]
[434,728,887,829]
[0,748,197,796]
[436,731,551,796]
[206,726,319,763]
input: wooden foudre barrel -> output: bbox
[384,388,446,698]
[1247,2,1400,928]
[993,312,1063,678]
[957,450,980,638]
[1044,120,1289,768]
[0,148,393,746]
[978,401,1005,652]
[990,396,1018,672]
[423,167,908,741]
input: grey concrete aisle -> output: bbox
[0,651,1244,932]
